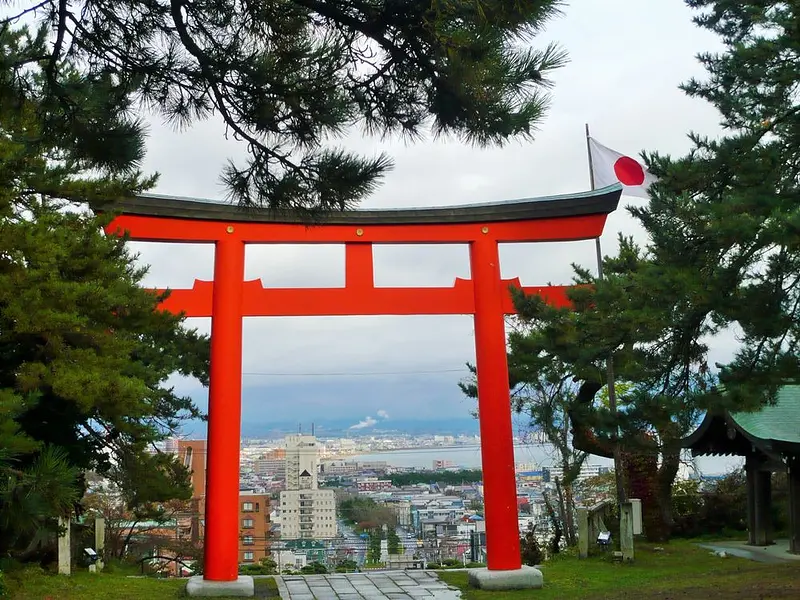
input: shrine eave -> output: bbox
[99,184,622,225]
[681,412,754,457]
[682,411,800,461]
[682,386,800,459]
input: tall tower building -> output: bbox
[284,434,319,490]
[280,434,337,540]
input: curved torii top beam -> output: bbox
[103,184,621,224]
[101,184,622,245]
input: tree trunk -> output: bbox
[562,479,577,546]
[559,417,578,547]
[554,477,574,547]
[568,382,611,457]
[542,489,563,556]
[656,446,681,536]
[119,520,139,559]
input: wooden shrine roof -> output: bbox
[682,385,800,458]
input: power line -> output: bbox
[241,368,469,377]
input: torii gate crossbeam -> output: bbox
[105,185,621,583]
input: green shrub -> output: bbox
[671,479,704,537]
[671,469,752,538]
[334,559,357,573]
[442,558,460,567]
[0,559,20,575]
[300,562,328,574]
[520,523,543,566]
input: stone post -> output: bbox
[577,507,589,559]
[95,516,106,570]
[788,458,800,554]
[620,502,634,562]
[57,516,71,575]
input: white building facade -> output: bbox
[280,434,337,540]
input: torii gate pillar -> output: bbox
[471,236,520,569]
[204,238,245,581]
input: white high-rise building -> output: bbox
[284,434,319,490]
[280,434,337,540]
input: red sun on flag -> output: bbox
[613,156,646,186]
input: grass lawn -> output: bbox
[4,543,799,599]
[4,569,279,600]
[438,540,800,599]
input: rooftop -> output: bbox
[730,385,800,445]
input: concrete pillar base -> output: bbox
[186,576,254,597]
[468,566,543,591]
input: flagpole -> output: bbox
[585,124,604,278]
[585,123,626,505]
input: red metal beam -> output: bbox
[153,278,571,318]
[106,213,609,244]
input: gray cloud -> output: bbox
[133,1,738,429]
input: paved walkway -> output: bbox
[274,571,462,599]
[697,539,800,564]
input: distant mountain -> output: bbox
[180,417,482,439]
[243,417,482,438]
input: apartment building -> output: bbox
[544,463,610,483]
[175,439,271,563]
[279,434,337,540]
[432,459,456,470]
[319,460,359,477]
[409,496,466,531]
[178,439,206,498]
[254,448,286,478]
[356,477,393,493]
[239,492,270,563]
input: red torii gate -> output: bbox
[106,185,620,583]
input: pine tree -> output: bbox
[367,528,382,564]
[387,527,401,555]
[506,239,712,541]
[641,0,800,406]
[503,0,800,540]
[0,27,209,558]
[4,0,567,210]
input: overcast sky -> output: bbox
[127,1,733,434]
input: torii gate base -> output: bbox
[106,186,620,596]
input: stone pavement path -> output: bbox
[274,571,462,599]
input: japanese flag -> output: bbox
[589,137,657,198]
